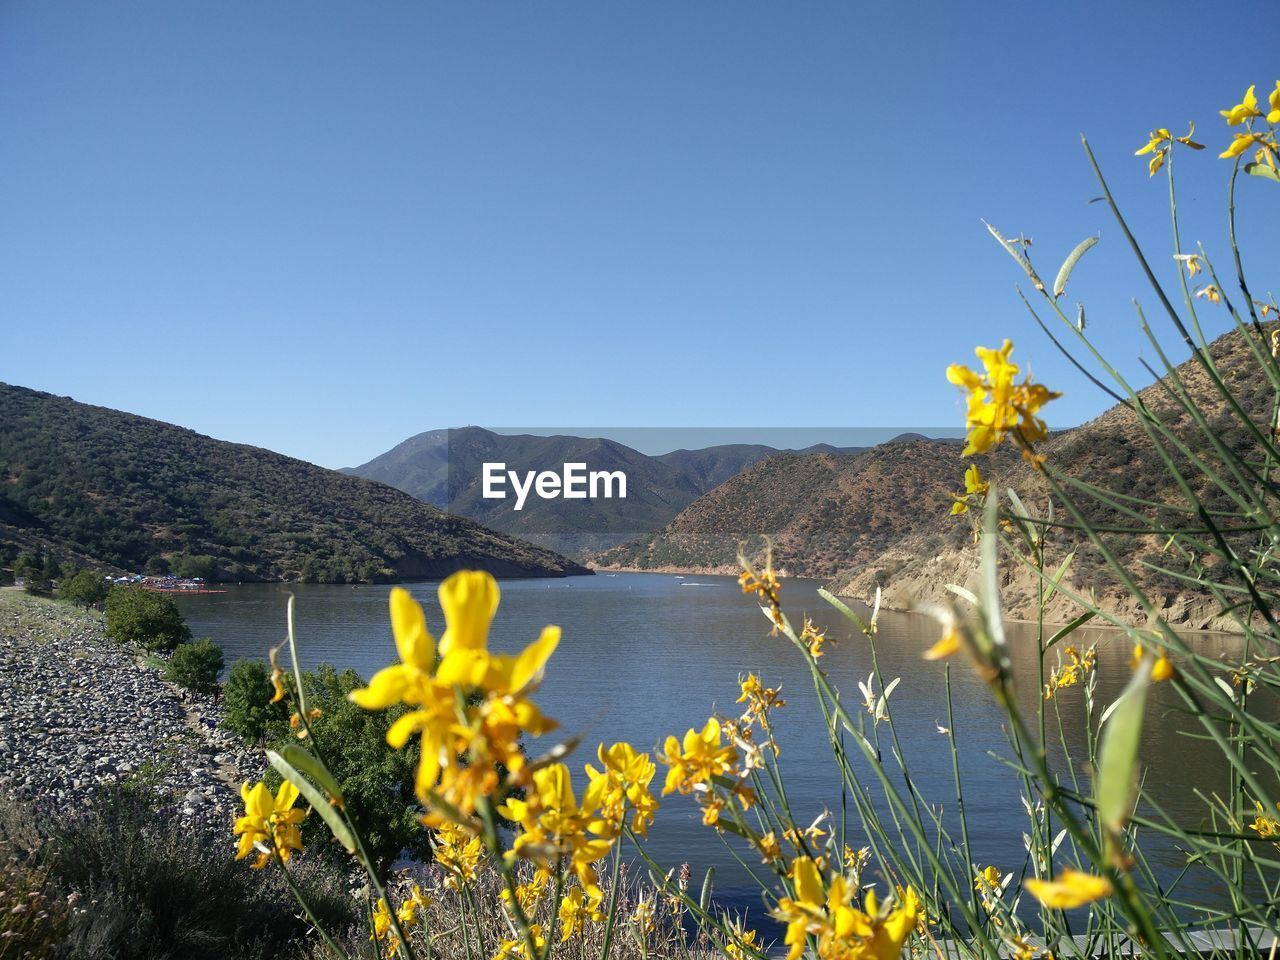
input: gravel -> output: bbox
[0,592,264,836]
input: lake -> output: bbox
[173,572,1249,922]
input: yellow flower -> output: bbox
[348,573,560,815]
[1220,84,1262,126]
[493,923,546,960]
[500,867,551,915]
[557,887,603,941]
[1130,643,1175,682]
[950,463,989,515]
[1023,868,1113,909]
[772,857,919,960]
[800,617,828,658]
[371,897,394,950]
[431,820,485,890]
[773,857,827,960]
[1269,80,1280,124]
[1043,645,1096,700]
[631,895,657,938]
[1135,123,1204,176]
[1195,284,1222,305]
[737,673,786,723]
[757,831,782,863]
[1247,800,1280,839]
[725,923,763,960]
[501,763,614,900]
[233,779,306,869]
[947,341,1060,459]
[975,865,1002,892]
[659,717,739,795]
[268,645,288,704]
[397,884,430,927]
[739,555,784,630]
[1173,253,1203,278]
[924,621,962,661]
[582,740,659,837]
[1219,131,1278,168]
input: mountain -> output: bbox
[594,437,999,577]
[832,325,1275,629]
[344,428,865,556]
[0,384,588,583]
[595,326,1273,629]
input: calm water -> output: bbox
[174,573,1250,919]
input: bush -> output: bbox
[104,585,191,652]
[222,660,290,744]
[1,790,354,960]
[284,664,426,877]
[223,660,423,874]
[57,567,109,608]
[144,555,171,575]
[171,553,219,581]
[165,637,225,695]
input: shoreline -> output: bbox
[0,591,263,833]
[588,568,1247,636]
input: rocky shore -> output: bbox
[0,589,264,835]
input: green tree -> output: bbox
[164,638,225,695]
[57,568,109,608]
[104,585,191,652]
[222,661,426,874]
[144,555,171,576]
[170,554,218,580]
[286,665,425,876]
[221,660,289,743]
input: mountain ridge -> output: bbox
[0,384,588,583]
[343,427,870,556]
[592,325,1274,629]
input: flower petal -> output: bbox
[439,571,500,654]
[348,664,412,709]
[390,587,434,669]
[510,626,561,692]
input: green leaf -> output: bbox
[1045,608,1095,651]
[1043,551,1075,606]
[699,867,716,913]
[984,220,1046,292]
[1095,658,1151,834]
[278,744,345,805]
[817,587,872,634]
[1005,488,1036,550]
[267,749,357,854]
[1244,161,1280,183]
[1053,235,1099,299]
[979,489,1007,653]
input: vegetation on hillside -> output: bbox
[595,441,1018,576]
[0,383,588,583]
[832,321,1280,626]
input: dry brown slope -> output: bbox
[834,324,1275,629]
[595,440,1018,578]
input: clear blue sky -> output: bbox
[3,2,1276,468]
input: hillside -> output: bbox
[344,427,863,556]
[595,325,1276,629]
[832,324,1276,628]
[0,384,588,583]
[594,438,1013,578]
